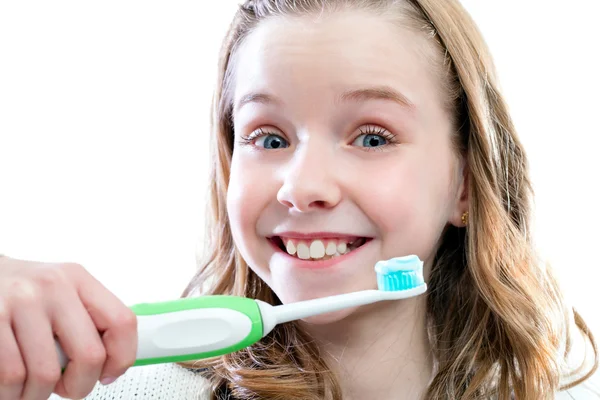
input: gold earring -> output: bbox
[461,211,469,226]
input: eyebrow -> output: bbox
[337,86,415,110]
[235,92,278,113]
[234,85,415,113]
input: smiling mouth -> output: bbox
[269,236,371,261]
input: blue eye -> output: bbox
[352,133,388,148]
[255,133,289,149]
[351,125,397,150]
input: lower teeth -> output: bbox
[316,252,342,260]
[292,250,347,261]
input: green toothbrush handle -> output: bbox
[55,295,265,369]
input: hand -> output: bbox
[0,255,138,400]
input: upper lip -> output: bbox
[270,231,369,240]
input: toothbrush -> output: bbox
[55,255,427,368]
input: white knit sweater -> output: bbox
[49,363,211,400]
[47,362,599,399]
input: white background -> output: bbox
[1,1,598,336]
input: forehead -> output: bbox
[232,10,443,114]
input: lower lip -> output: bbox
[267,238,372,269]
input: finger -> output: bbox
[12,304,61,400]
[51,288,105,400]
[0,305,26,400]
[67,264,138,381]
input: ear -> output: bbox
[449,160,469,227]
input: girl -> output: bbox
[1,0,597,399]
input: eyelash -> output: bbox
[238,125,399,151]
[355,125,399,152]
[238,127,272,146]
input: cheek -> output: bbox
[226,158,253,254]
[226,157,247,234]
[226,153,275,271]
[355,152,454,257]
[359,166,426,231]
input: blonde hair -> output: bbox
[179,0,598,398]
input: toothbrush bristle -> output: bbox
[377,269,424,291]
[375,255,425,291]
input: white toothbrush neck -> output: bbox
[256,286,426,338]
[273,290,384,324]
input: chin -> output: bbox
[299,307,360,325]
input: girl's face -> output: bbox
[227,10,466,323]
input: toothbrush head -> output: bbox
[374,255,425,292]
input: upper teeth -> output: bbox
[283,238,355,260]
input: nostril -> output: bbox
[280,200,294,209]
[277,184,341,212]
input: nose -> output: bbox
[277,141,342,212]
